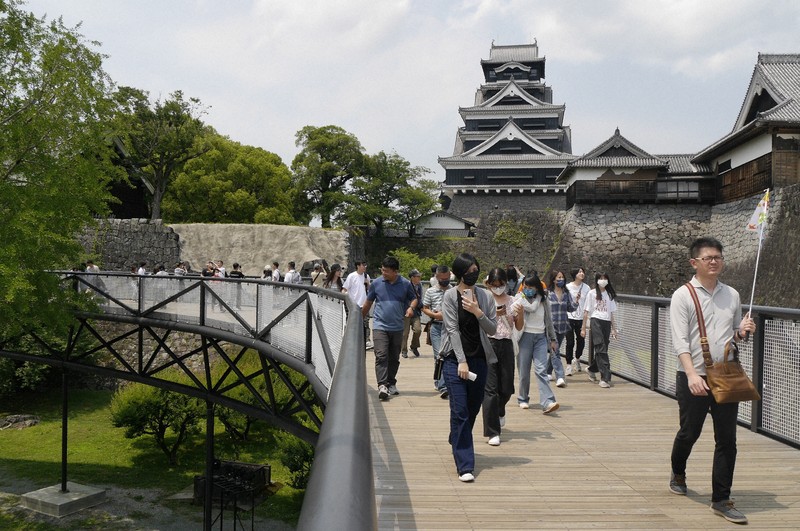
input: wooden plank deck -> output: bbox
[369,342,800,530]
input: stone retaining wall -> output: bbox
[78,219,180,272]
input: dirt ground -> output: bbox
[0,472,294,530]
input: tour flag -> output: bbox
[746,189,770,231]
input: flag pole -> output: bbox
[745,188,769,338]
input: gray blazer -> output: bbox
[439,286,498,364]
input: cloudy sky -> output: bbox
[25,0,800,183]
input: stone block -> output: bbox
[20,482,106,517]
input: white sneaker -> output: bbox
[556,378,566,388]
[547,373,555,381]
[499,416,506,427]
[459,472,475,482]
[587,371,598,382]
[488,436,500,446]
[543,402,560,415]
[565,364,573,376]
[599,380,611,388]
[387,384,400,396]
[573,359,581,372]
[519,402,529,409]
[378,385,389,400]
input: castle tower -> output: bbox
[438,42,574,217]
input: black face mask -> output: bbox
[437,279,450,287]
[462,270,480,287]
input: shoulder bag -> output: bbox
[685,283,760,403]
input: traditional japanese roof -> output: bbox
[658,155,712,176]
[413,210,475,227]
[481,43,543,65]
[695,53,800,162]
[440,120,573,168]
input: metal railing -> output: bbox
[610,293,800,448]
[40,272,376,529]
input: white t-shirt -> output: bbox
[342,271,368,307]
[284,270,302,284]
[271,268,280,282]
[566,281,591,320]
[585,290,617,322]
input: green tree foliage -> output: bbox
[397,178,441,236]
[110,377,205,466]
[291,125,365,228]
[1,0,117,339]
[388,247,457,279]
[162,133,298,224]
[111,86,209,220]
[276,430,315,489]
[336,151,435,236]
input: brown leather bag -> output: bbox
[685,283,760,404]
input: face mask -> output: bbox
[597,279,609,288]
[490,286,506,296]
[523,287,536,298]
[556,280,565,288]
[437,279,450,287]
[462,270,480,286]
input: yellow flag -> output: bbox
[746,190,769,231]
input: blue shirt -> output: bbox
[367,275,417,332]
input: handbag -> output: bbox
[685,283,760,403]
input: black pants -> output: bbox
[565,318,585,364]
[670,371,739,502]
[482,338,515,437]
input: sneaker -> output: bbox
[412,348,420,357]
[378,385,389,400]
[669,473,687,495]
[573,359,582,372]
[543,402,560,414]
[439,389,449,399]
[565,364,573,376]
[458,472,475,482]
[547,373,555,381]
[587,371,598,382]
[487,436,500,446]
[599,380,610,388]
[366,341,374,350]
[519,402,529,409]
[401,351,408,358]
[710,500,747,524]
[499,416,506,427]
[387,384,400,396]
[556,378,566,388]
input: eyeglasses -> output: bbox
[696,255,724,263]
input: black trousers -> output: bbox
[565,318,585,364]
[670,371,739,502]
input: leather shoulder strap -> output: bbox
[685,283,713,367]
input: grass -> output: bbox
[0,388,304,528]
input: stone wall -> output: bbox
[446,192,567,219]
[78,219,181,272]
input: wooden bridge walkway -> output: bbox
[368,342,800,530]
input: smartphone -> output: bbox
[462,289,473,301]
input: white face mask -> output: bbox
[490,286,506,296]
[597,279,609,288]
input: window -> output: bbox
[656,181,699,200]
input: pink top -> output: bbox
[489,293,517,340]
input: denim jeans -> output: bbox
[483,338,515,437]
[671,371,739,502]
[546,332,566,380]
[517,332,556,409]
[430,322,446,391]
[373,329,403,387]
[443,355,487,475]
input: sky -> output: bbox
[23,0,800,184]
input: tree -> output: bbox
[1,0,118,339]
[291,125,365,228]
[111,86,209,220]
[397,178,440,237]
[162,132,298,224]
[110,380,204,465]
[336,151,435,236]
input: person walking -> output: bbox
[581,272,618,387]
[512,271,559,414]
[323,263,344,291]
[284,261,302,284]
[482,267,522,446]
[565,266,591,375]
[422,265,452,399]
[401,269,423,358]
[361,257,418,401]
[343,260,371,349]
[439,253,497,482]
[668,237,755,524]
[547,269,576,388]
[311,263,326,287]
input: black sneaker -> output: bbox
[412,348,420,357]
[439,389,449,399]
[401,351,408,358]
[669,473,687,495]
[710,500,747,524]
[378,385,389,400]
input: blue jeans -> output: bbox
[517,332,556,409]
[546,332,566,380]
[430,322,446,392]
[443,355,488,475]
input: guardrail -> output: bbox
[611,293,800,448]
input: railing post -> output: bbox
[650,302,660,392]
[750,312,766,433]
[203,400,215,531]
[60,369,69,493]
